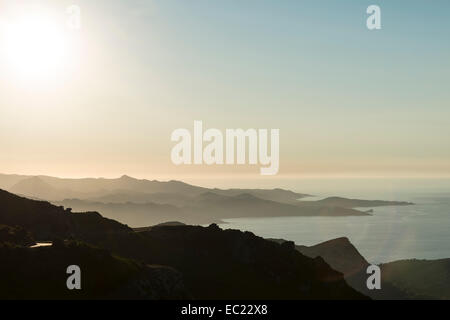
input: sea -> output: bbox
[211,178,450,264]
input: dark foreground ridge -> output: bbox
[0,241,188,300]
[275,237,450,300]
[0,189,366,300]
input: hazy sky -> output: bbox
[0,0,449,180]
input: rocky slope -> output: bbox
[279,237,449,300]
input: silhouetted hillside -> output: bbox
[0,225,35,247]
[0,189,130,241]
[55,198,182,228]
[379,259,450,300]
[0,241,188,300]
[7,188,445,300]
[115,224,367,300]
[296,238,368,277]
[0,189,367,300]
[292,237,407,299]
[276,237,444,300]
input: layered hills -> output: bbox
[0,173,412,227]
[1,186,446,300]
[0,188,366,300]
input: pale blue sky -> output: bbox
[0,0,449,178]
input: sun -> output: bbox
[1,11,72,82]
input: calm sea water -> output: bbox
[216,179,450,263]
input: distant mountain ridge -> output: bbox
[9,177,75,201]
[0,173,309,202]
[55,192,370,227]
[1,173,413,227]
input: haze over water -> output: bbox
[217,178,450,263]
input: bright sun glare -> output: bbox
[1,11,72,81]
